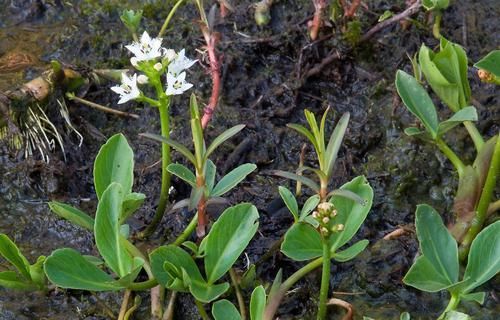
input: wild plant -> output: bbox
[474,50,500,85]
[116,10,197,238]
[0,234,46,291]
[395,39,499,258]
[141,93,256,237]
[261,109,374,320]
[403,205,500,319]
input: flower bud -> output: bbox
[322,217,330,224]
[337,224,344,231]
[154,62,163,71]
[330,210,337,218]
[130,57,139,67]
[318,202,333,212]
[321,227,329,235]
[312,211,319,218]
[164,49,176,61]
[137,74,149,84]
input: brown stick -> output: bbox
[200,25,222,129]
[66,93,140,119]
[360,0,422,42]
[344,0,361,18]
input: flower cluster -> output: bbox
[312,202,344,238]
[111,31,197,104]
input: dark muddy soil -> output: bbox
[0,0,498,319]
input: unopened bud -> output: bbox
[337,224,344,231]
[318,202,333,212]
[312,211,319,218]
[321,227,329,235]
[322,217,330,224]
[137,74,149,84]
[130,57,139,67]
[330,209,338,218]
[154,62,163,71]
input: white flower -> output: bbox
[125,31,164,62]
[137,74,149,84]
[164,49,176,61]
[165,72,193,96]
[168,49,197,76]
[111,73,140,104]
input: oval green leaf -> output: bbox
[93,133,134,200]
[212,300,241,320]
[278,186,299,221]
[205,203,259,283]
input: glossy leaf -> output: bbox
[281,223,322,261]
[150,245,203,292]
[437,106,478,137]
[48,201,94,231]
[93,133,134,200]
[212,300,241,320]
[168,163,196,187]
[140,133,197,166]
[95,183,133,277]
[474,50,500,77]
[211,164,257,197]
[0,234,31,280]
[404,255,456,292]
[121,193,146,223]
[395,70,439,138]
[189,280,230,303]
[415,205,459,285]
[205,125,246,160]
[332,239,369,262]
[0,271,36,290]
[325,112,350,178]
[44,248,121,291]
[278,186,299,221]
[300,195,320,220]
[461,292,485,304]
[250,285,266,320]
[459,221,500,293]
[328,176,373,252]
[270,170,320,193]
[205,203,259,283]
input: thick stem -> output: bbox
[317,240,331,320]
[200,27,221,129]
[118,290,132,320]
[438,293,461,320]
[140,98,172,238]
[263,258,323,320]
[463,121,484,152]
[435,138,466,179]
[196,175,208,237]
[459,133,500,259]
[158,0,186,37]
[128,279,159,291]
[432,10,442,39]
[230,268,247,320]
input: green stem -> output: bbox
[459,134,500,259]
[317,240,331,320]
[195,300,210,320]
[172,213,198,246]
[140,95,172,238]
[158,0,186,37]
[435,138,466,179]
[230,268,247,320]
[438,293,461,320]
[128,278,159,291]
[123,240,153,278]
[263,258,323,320]
[118,289,132,320]
[432,10,442,39]
[463,121,484,152]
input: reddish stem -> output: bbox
[200,25,222,129]
[309,0,327,40]
[344,0,361,18]
[219,1,229,18]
